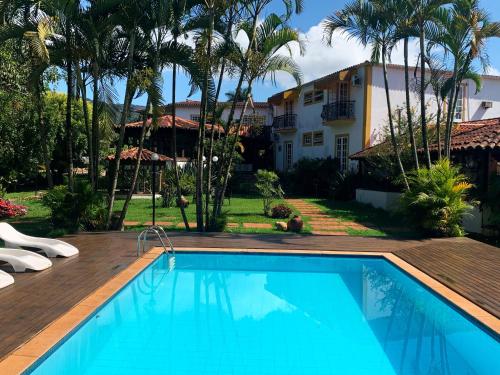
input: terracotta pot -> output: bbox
[288,215,303,233]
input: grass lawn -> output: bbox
[116,195,311,234]
[2,191,413,237]
[305,198,419,238]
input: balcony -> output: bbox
[321,101,355,125]
[272,114,297,133]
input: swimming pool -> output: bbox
[28,253,499,374]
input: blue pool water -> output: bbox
[29,254,499,374]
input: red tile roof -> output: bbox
[429,118,500,151]
[125,115,224,133]
[350,118,500,160]
[106,148,172,162]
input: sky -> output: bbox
[56,0,500,106]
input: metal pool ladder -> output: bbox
[137,226,176,270]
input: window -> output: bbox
[303,90,324,105]
[285,100,294,114]
[314,90,324,103]
[313,131,324,146]
[303,92,313,105]
[338,82,349,102]
[454,86,465,121]
[242,115,266,126]
[284,142,293,171]
[190,114,213,123]
[335,135,349,172]
[302,132,313,146]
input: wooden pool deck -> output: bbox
[0,232,498,366]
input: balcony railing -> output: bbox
[272,114,297,130]
[321,101,355,122]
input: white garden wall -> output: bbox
[355,189,401,211]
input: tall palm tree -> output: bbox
[323,0,409,190]
[0,2,55,187]
[213,13,304,221]
[211,0,303,223]
[435,0,500,158]
[410,0,450,169]
[394,0,419,169]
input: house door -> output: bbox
[337,82,350,117]
[284,141,293,171]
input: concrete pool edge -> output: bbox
[0,247,497,374]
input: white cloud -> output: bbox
[272,20,421,90]
[485,66,500,76]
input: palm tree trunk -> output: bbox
[446,84,461,158]
[76,63,94,188]
[436,102,442,159]
[106,30,137,229]
[212,15,259,221]
[116,96,151,230]
[419,26,431,168]
[215,83,254,218]
[205,60,226,230]
[382,47,409,191]
[171,60,190,230]
[444,63,458,159]
[66,57,75,192]
[91,61,100,190]
[36,79,53,188]
[195,7,215,231]
[404,37,419,170]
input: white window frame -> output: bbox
[454,85,465,122]
[302,132,313,147]
[313,131,324,146]
[335,135,349,172]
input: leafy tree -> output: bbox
[255,169,284,217]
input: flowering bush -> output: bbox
[271,204,293,219]
[0,198,27,219]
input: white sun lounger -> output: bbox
[0,248,52,272]
[0,223,79,258]
[0,270,14,288]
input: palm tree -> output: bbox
[0,2,55,187]
[105,0,146,229]
[410,0,450,168]
[213,13,304,221]
[394,0,419,169]
[211,0,303,223]
[435,0,500,158]
[323,0,410,190]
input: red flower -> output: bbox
[0,199,28,219]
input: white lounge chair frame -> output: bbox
[0,223,79,258]
[0,270,14,289]
[0,248,52,272]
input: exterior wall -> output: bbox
[369,65,500,144]
[355,189,401,211]
[272,63,500,173]
[175,104,273,126]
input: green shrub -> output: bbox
[271,204,292,219]
[400,159,474,237]
[41,182,107,232]
[255,169,284,216]
[331,171,361,201]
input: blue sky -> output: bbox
[57,0,500,105]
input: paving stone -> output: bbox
[226,223,239,228]
[242,223,273,229]
[143,221,173,226]
[176,222,197,228]
[123,221,140,226]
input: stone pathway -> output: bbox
[286,199,376,236]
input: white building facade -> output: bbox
[170,100,273,128]
[269,61,500,172]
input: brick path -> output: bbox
[287,199,376,236]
